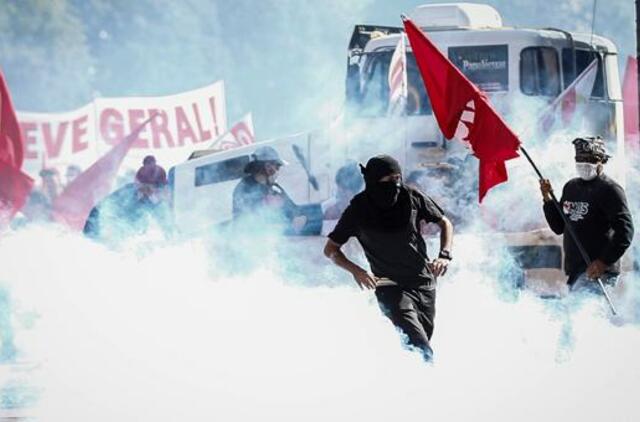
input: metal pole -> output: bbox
[519,145,618,315]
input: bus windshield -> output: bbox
[358,51,431,117]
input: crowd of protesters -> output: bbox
[12,155,172,238]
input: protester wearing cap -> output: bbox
[539,137,634,292]
[135,155,168,204]
[232,145,306,233]
[83,155,172,242]
[136,155,167,185]
[323,154,454,361]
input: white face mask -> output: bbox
[576,163,598,181]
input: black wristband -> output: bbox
[438,250,452,261]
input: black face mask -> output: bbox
[368,180,401,209]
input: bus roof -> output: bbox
[363,27,618,55]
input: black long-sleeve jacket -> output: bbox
[543,174,634,275]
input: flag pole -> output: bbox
[519,145,618,314]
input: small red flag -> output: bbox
[51,114,158,230]
[0,71,25,169]
[0,69,33,227]
[402,17,520,201]
[388,36,408,115]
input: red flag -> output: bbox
[0,71,25,168]
[622,56,639,152]
[51,114,158,230]
[402,17,520,201]
[0,160,33,227]
[0,69,33,226]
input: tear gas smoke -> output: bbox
[0,224,638,422]
[1,2,639,421]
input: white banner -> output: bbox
[18,81,227,178]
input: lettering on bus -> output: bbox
[449,45,509,92]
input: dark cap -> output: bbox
[244,146,288,173]
[360,155,402,185]
[136,157,167,186]
[143,155,157,166]
[573,136,610,163]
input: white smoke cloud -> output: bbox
[0,225,638,422]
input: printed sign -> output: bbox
[448,45,509,92]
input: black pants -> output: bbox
[375,285,436,361]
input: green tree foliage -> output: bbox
[71,0,233,98]
[0,0,636,137]
[0,0,93,111]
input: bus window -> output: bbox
[520,47,561,96]
[562,49,605,98]
[359,52,391,116]
[604,53,621,101]
[358,51,433,116]
[406,54,432,115]
[195,155,250,187]
[448,45,509,92]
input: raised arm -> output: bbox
[540,179,565,235]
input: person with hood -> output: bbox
[232,145,306,234]
[83,155,172,242]
[323,155,454,361]
[540,137,634,292]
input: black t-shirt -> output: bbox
[543,173,634,275]
[329,187,444,286]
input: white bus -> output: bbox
[344,3,623,171]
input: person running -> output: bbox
[323,155,453,360]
